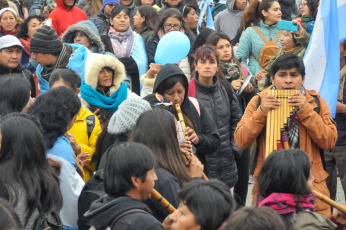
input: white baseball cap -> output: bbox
[0,35,23,50]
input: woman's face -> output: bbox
[141,0,154,5]
[195,55,218,79]
[133,11,145,28]
[97,68,114,90]
[27,18,43,38]
[299,0,311,17]
[163,17,182,34]
[215,38,232,62]
[110,10,131,32]
[280,31,296,51]
[163,81,185,105]
[171,203,201,230]
[0,11,17,32]
[262,1,282,25]
[165,0,182,8]
[73,31,92,49]
[183,8,198,30]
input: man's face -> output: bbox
[63,0,75,8]
[104,3,116,18]
[271,67,304,90]
[0,46,21,69]
[120,0,133,6]
[137,168,157,200]
[234,0,247,10]
[31,52,55,66]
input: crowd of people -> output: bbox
[0,0,346,229]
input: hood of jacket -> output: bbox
[61,20,105,53]
[84,53,126,95]
[226,0,243,14]
[153,64,189,104]
[84,195,152,229]
[56,0,77,10]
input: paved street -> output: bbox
[245,178,345,208]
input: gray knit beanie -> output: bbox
[107,97,152,135]
[30,25,63,53]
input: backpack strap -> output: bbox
[189,97,200,116]
[251,26,269,42]
[188,79,197,97]
[86,115,95,139]
[219,79,235,106]
[273,30,283,43]
[109,209,149,228]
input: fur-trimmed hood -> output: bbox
[84,53,126,95]
[61,20,105,53]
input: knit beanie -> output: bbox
[107,97,152,135]
[103,0,120,9]
[30,25,63,54]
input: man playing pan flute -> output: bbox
[234,53,337,217]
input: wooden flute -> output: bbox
[151,189,176,213]
[312,190,346,214]
[175,103,208,181]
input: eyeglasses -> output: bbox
[300,3,307,6]
[164,24,181,30]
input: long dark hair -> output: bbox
[16,15,45,39]
[129,109,191,186]
[0,76,31,117]
[28,87,81,148]
[206,32,246,79]
[257,149,312,198]
[0,116,62,224]
[156,8,187,34]
[298,0,319,20]
[241,0,278,29]
[137,5,159,31]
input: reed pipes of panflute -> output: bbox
[175,103,209,181]
[265,90,300,158]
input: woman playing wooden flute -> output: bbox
[130,109,204,222]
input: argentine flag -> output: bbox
[197,0,214,34]
[303,0,346,117]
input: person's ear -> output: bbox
[261,10,267,18]
[131,176,140,188]
[76,88,81,94]
[194,62,197,69]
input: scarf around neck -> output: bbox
[81,82,128,113]
[220,59,241,81]
[258,193,316,215]
[108,26,135,59]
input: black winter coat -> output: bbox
[194,77,241,187]
[85,195,163,230]
[0,63,36,97]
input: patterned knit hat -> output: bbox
[107,97,152,135]
[30,25,62,53]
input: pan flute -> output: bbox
[265,90,300,158]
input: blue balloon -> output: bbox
[154,31,191,66]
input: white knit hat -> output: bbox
[107,97,152,135]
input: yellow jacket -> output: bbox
[69,107,102,182]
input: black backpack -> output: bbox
[77,170,106,230]
[33,212,66,230]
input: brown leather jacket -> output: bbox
[234,86,337,217]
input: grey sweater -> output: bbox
[214,0,244,40]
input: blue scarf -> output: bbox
[81,82,128,113]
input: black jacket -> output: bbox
[144,64,221,174]
[84,195,163,230]
[90,10,109,35]
[194,77,241,187]
[0,63,36,97]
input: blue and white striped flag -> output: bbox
[197,0,214,34]
[303,0,346,117]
